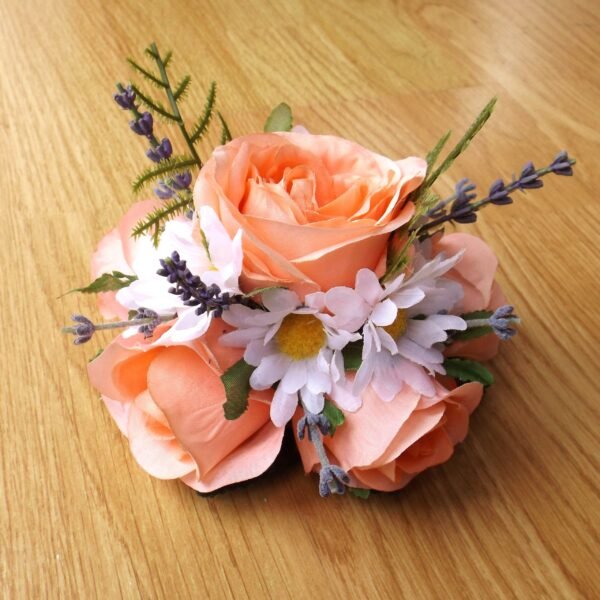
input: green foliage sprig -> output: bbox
[384,98,497,282]
[131,191,194,246]
[65,271,138,296]
[116,42,234,246]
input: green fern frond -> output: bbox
[162,50,173,68]
[190,81,217,143]
[132,156,197,193]
[126,57,165,88]
[218,112,232,145]
[130,84,178,121]
[132,194,194,245]
[173,75,192,101]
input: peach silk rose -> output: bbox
[193,132,427,297]
[87,321,284,493]
[90,199,161,320]
[294,381,483,492]
[437,233,507,361]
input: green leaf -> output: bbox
[67,271,137,295]
[425,130,452,172]
[452,326,493,341]
[264,102,293,132]
[126,57,165,88]
[452,310,494,340]
[162,50,173,68]
[218,111,232,144]
[173,75,191,101]
[383,230,417,282]
[425,97,497,188]
[190,81,217,143]
[129,84,178,121]
[462,310,493,320]
[132,156,197,193]
[132,193,194,246]
[443,358,494,386]
[348,487,371,499]
[342,341,363,371]
[221,359,256,420]
[322,399,345,435]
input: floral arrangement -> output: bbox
[63,43,575,498]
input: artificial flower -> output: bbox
[66,44,574,497]
[433,233,508,361]
[87,320,284,493]
[193,132,427,297]
[115,205,242,344]
[294,379,483,492]
[90,199,161,320]
[220,288,358,426]
[314,251,467,400]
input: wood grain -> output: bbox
[1,0,598,597]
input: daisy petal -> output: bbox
[281,360,308,394]
[405,319,449,347]
[262,288,300,313]
[390,286,426,309]
[270,386,298,427]
[355,268,383,306]
[396,337,443,368]
[427,314,467,331]
[371,298,398,327]
[300,388,325,414]
[250,354,292,390]
[396,358,437,397]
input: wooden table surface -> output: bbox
[2,0,598,597]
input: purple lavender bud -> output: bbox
[70,314,95,345]
[454,212,478,224]
[550,150,574,176]
[129,112,154,137]
[147,138,173,163]
[113,85,136,110]
[488,179,513,205]
[489,305,519,340]
[518,162,544,189]
[171,171,192,190]
[134,307,162,338]
[452,178,477,208]
[154,181,174,199]
[297,413,331,440]
[318,465,349,497]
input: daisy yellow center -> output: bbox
[275,314,326,360]
[382,309,408,339]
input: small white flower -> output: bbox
[316,251,467,401]
[116,206,243,344]
[221,288,359,426]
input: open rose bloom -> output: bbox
[68,99,566,498]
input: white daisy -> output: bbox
[116,206,243,344]
[315,251,467,401]
[220,288,359,426]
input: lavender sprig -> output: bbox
[114,84,192,203]
[297,412,331,440]
[299,404,349,497]
[465,305,520,341]
[157,251,249,317]
[62,311,175,345]
[415,151,576,235]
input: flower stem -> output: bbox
[415,156,576,234]
[61,314,174,335]
[148,42,202,168]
